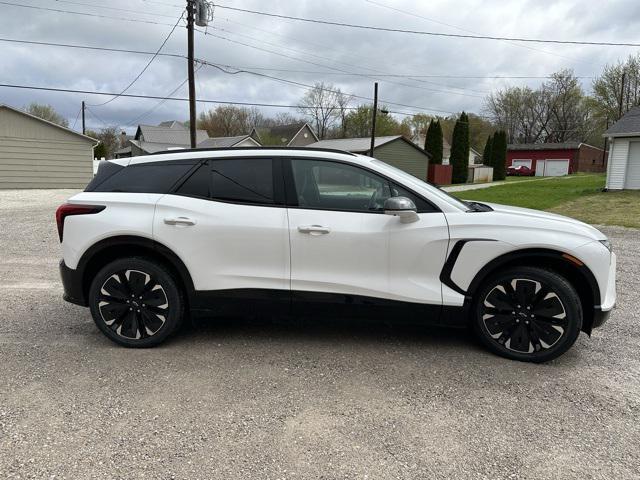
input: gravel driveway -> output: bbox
[1,189,639,479]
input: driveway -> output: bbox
[1,189,639,479]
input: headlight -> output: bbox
[599,239,612,252]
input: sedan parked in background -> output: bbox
[507,165,535,176]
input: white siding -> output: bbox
[625,141,640,189]
[606,138,630,190]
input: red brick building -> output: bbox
[507,142,607,176]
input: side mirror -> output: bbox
[384,196,419,223]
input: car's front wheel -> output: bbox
[88,257,184,347]
[473,266,582,362]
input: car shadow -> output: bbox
[172,313,480,351]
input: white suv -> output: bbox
[57,148,616,362]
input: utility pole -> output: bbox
[369,82,378,157]
[81,101,86,135]
[186,0,197,148]
[618,70,626,119]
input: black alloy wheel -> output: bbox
[473,266,582,362]
[89,257,183,347]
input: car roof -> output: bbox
[112,146,373,169]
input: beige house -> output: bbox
[0,104,96,189]
[306,135,431,180]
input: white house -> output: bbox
[604,106,640,190]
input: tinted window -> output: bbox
[175,162,210,198]
[211,158,274,204]
[84,160,124,191]
[92,162,195,193]
[291,159,390,212]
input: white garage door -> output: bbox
[537,159,570,176]
[512,159,532,168]
[625,142,640,189]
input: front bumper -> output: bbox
[59,260,87,306]
[592,307,612,329]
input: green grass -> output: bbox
[548,190,640,228]
[451,174,606,210]
[450,173,640,228]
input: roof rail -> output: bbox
[145,146,357,156]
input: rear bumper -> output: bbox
[59,260,87,306]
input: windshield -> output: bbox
[369,158,470,211]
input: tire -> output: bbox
[472,266,582,363]
[88,257,184,347]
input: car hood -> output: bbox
[480,202,607,242]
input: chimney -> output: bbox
[120,131,127,148]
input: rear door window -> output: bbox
[210,158,275,204]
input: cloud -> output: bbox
[1,0,638,133]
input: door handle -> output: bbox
[164,216,197,226]
[298,225,330,234]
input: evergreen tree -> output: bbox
[491,130,507,180]
[424,120,443,164]
[450,112,469,184]
[482,134,493,167]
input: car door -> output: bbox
[285,157,449,310]
[154,157,290,297]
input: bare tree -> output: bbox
[297,82,350,139]
[25,103,69,127]
[86,126,120,159]
[484,70,592,144]
[197,105,254,137]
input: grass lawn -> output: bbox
[450,174,640,228]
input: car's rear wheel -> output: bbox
[88,257,184,347]
[472,266,582,362]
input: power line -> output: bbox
[0,82,432,117]
[46,0,179,18]
[363,0,598,67]
[126,63,204,126]
[0,0,178,26]
[71,106,82,130]
[205,27,485,98]
[214,4,640,47]
[0,37,589,81]
[87,11,185,107]
[0,37,186,59]
[194,65,594,80]
[199,29,480,106]
[199,60,458,115]
[213,16,490,95]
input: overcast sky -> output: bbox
[1,0,639,134]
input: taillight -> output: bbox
[55,203,105,242]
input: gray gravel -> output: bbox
[1,189,639,479]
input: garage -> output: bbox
[535,159,570,177]
[624,142,640,189]
[512,159,532,168]
[0,104,96,189]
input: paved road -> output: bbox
[1,189,639,479]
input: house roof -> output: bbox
[604,106,640,137]
[0,103,97,143]
[130,139,191,154]
[157,120,184,128]
[115,145,131,155]
[258,122,318,145]
[307,135,402,152]
[508,142,583,151]
[197,135,260,148]
[136,124,208,144]
[306,135,431,158]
